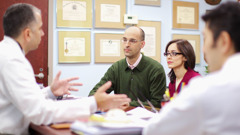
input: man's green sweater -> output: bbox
[89,55,166,108]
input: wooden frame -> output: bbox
[95,33,124,63]
[95,0,126,29]
[57,0,92,28]
[137,20,161,62]
[135,0,161,6]
[58,31,91,63]
[172,34,200,64]
[173,1,199,30]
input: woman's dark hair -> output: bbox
[3,3,40,38]
[202,2,240,52]
[165,39,196,83]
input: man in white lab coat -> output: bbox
[0,3,130,134]
[143,2,240,135]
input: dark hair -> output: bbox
[202,2,240,52]
[3,3,40,38]
[165,39,196,83]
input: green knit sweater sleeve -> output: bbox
[88,64,116,96]
[149,68,166,107]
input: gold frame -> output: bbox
[135,0,161,6]
[172,1,199,30]
[95,0,126,29]
[137,20,161,62]
[172,34,200,64]
[57,0,92,28]
[58,31,91,63]
[95,33,124,63]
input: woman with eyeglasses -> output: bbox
[164,39,200,98]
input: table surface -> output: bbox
[29,106,158,135]
[29,123,75,135]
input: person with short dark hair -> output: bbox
[143,2,240,134]
[0,3,130,134]
[89,26,166,108]
[164,39,200,98]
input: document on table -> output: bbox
[70,107,157,135]
[71,121,143,135]
[126,107,157,119]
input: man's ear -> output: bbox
[23,28,31,42]
[141,41,145,48]
[218,31,233,55]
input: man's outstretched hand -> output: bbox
[94,81,131,111]
[50,71,83,96]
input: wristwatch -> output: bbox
[205,0,221,5]
[57,96,63,100]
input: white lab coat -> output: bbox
[0,36,97,134]
[143,53,240,135]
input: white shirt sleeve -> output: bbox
[1,52,97,125]
[41,86,57,99]
[143,79,203,135]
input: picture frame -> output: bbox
[95,0,126,29]
[172,1,199,30]
[134,0,161,6]
[137,20,161,62]
[172,34,200,64]
[58,31,91,63]
[95,33,124,63]
[56,0,92,28]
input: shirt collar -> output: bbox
[126,53,142,70]
[16,41,23,50]
[16,41,25,55]
[4,36,25,55]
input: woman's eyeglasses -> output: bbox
[164,52,183,57]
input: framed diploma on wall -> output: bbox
[137,20,161,62]
[172,34,201,64]
[135,0,161,6]
[58,31,91,63]
[95,0,126,29]
[172,1,199,30]
[57,0,92,28]
[95,33,125,63]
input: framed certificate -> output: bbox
[137,20,161,62]
[172,34,200,64]
[95,0,126,29]
[57,0,92,28]
[58,31,91,63]
[172,1,199,30]
[135,0,161,6]
[95,33,125,63]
